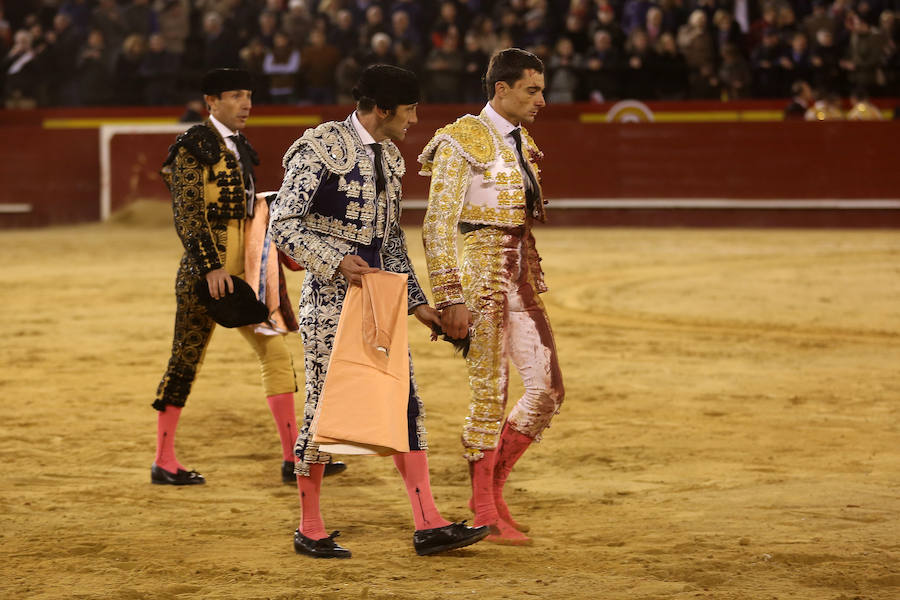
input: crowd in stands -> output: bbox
[2,0,899,109]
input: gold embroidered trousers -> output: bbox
[459,224,565,461]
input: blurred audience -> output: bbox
[1,0,897,110]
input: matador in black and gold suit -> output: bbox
[149,69,346,487]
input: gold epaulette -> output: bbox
[418,115,496,175]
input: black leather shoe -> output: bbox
[281,461,296,483]
[293,530,352,559]
[324,461,347,477]
[282,460,348,484]
[151,463,205,486]
[413,521,490,556]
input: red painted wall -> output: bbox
[1,102,898,228]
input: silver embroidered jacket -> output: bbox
[269,115,427,312]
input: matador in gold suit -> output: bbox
[420,49,564,545]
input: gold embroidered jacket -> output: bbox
[161,121,249,275]
[419,110,548,309]
[270,116,427,311]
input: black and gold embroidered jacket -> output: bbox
[160,120,256,275]
[269,115,427,312]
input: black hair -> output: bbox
[483,48,544,100]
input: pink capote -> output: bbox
[312,270,411,455]
[244,193,287,331]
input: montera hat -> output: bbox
[201,68,253,95]
[195,275,269,328]
[352,64,420,109]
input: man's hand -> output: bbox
[441,303,473,340]
[339,254,379,286]
[205,268,233,300]
[413,304,442,338]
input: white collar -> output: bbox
[484,101,519,137]
[351,111,377,147]
[209,114,237,140]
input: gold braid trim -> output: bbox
[422,142,472,309]
[418,115,495,174]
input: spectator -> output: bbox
[48,11,83,106]
[518,8,550,56]
[113,33,147,105]
[361,31,395,67]
[360,4,388,50]
[258,10,280,49]
[90,0,125,69]
[334,54,361,104]
[811,28,844,92]
[122,0,157,39]
[590,3,626,51]
[713,9,744,58]
[283,0,312,49]
[140,32,179,105]
[751,27,784,97]
[563,12,591,55]
[263,31,300,103]
[622,0,653,35]
[60,0,92,38]
[802,0,835,41]
[239,36,269,101]
[654,32,689,99]
[842,12,882,92]
[3,29,40,108]
[331,9,359,57]
[775,5,799,43]
[390,9,422,53]
[719,43,752,99]
[623,29,656,99]
[472,15,500,56]
[644,7,667,49]
[424,25,463,102]
[748,2,778,52]
[678,10,715,97]
[547,36,582,103]
[157,0,189,57]
[77,28,112,106]
[784,79,815,119]
[300,28,340,104]
[583,29,623,101]
[203,11,239,69]
[780,32,814,94]
[431,1,464,50]
[461,30,488,103]
[394,39,425,80]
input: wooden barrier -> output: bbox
[1,102,898,228]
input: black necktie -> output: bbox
[230,133,256,217]
[510,128,539,217]
[369,143,385,195]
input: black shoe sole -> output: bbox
[415,527,491,556]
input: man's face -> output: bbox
[207,89,252,131]
[494,68,546,125]
[382,103,418,141]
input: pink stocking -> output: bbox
[494,422,534,532]
[297,463,327,540]
[266,393,299,461]
[154,405,185,473]
[394,451,451,531]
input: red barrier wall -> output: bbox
[1,102,898,228]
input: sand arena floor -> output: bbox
[1,203,899,599]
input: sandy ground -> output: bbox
[1,202,899,600]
